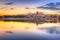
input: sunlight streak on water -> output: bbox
[0,21,60,40]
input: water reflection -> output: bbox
[5,31,13,34]
[37,26,60,34]
[0,21,60,40]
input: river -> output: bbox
[0,21,60,40]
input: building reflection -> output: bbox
[0,11,60,25]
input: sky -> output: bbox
[0,0,60,15]
[0,0,60,7]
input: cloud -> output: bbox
[5,2,14,5]
[25,7,36,9]
[37,2,60,10]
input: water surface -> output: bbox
[0,21,60,40]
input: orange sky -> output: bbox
[0,7,60,16]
